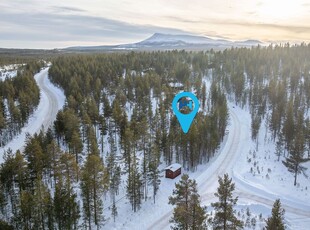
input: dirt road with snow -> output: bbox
[0,67,65,162]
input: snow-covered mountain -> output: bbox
[65,33,262,51]
[137,33,216,45]
[132,33,262,47]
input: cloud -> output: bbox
[0,11,188,48]
[207,19,310,34]
[51,6,86,13]
[163,16,201,24]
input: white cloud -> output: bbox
[0,0,310,48]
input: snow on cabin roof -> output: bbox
[165,163,181,172]
[168,82,183,88]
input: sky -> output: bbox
[1,0,310,49]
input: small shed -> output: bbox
[165,163,182,179]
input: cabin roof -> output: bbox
[165,163,182,172]
[168,82,183,88]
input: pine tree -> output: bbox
[0,149,29,217]
[31,179,54,230]
[282,100,294,151]
[15,189,33,229]
[102,93,112,118]
[46,140,62,184]
[169,174,207,230]
[69,130,83,164]
[265,199,285,230]
[107,150,121,197]
[251,113,261,144]
[147,147,161,203]
[126,160,143,212]
[282,128,307,186]
[0,220,13,230]
[54,179,80,230]
[24,135,45,178]
[275,135,284,161]
[81,154,109,229]
[58,153,79,188]
[0,97,6,135]
[211,174,243,230]
[111,200,118,222]
[202,82,207,110]
[106,147,121,222]
[98,115,107,154]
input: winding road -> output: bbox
[147,105,310,230]
[0,67,65,161]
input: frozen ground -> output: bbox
[0,67,65,162]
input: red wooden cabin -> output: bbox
[165,163,182,179]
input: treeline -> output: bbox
[0,61,44,146]
[211,44,310,185]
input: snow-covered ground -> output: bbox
[103,101,310,230]
[2,65,308,229]
[231,105,310,230]
[0,64,24,81]
[0,67,65,162]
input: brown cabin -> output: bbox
[165,163,182,179]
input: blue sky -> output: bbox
[1,0,310,48]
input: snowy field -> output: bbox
[0,67,65,162]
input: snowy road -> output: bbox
[147,105,310,230]
[0,67,65,162]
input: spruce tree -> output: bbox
[265,199,285,230]
[169,174,207,230]
[211,174,243,230]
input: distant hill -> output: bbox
[65,33,263,51]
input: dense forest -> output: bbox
[0,61,44,146]
[0,45,309,229]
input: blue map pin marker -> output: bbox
[172,92,200,133]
